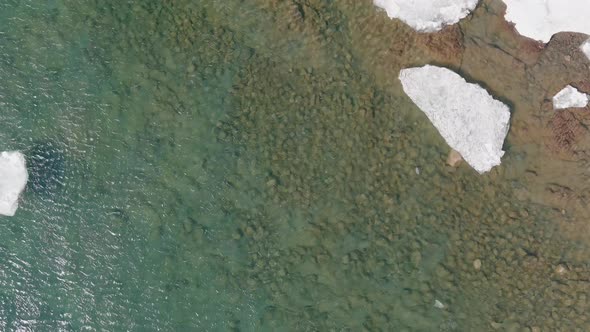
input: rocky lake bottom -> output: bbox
[0,0,589,331]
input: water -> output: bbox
[0,0,588,331]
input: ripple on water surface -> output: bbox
[0,0,588,331]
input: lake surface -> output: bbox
[0,0,588,331]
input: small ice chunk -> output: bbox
[581,38,590,61]
[399,65,511,174]
[373,0,478,32]
[552,85,589,110]
[0,151,28,216]
[503,0,590,43]
[434,300,445,309]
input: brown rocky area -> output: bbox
[345,0,590,237]
[216,0,590,330]
[21,0,590,330]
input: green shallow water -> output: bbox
[0,0,586,331]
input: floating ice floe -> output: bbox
[373,0,478,32]
[399,65,511,174]
[0,151,28,216]
[502,0,590,43]
[552,85,589,110]
[581,38,590,61]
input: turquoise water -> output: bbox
[0,1,259,330]
[0,0,587,331]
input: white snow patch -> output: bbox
[399,65,511,174]
[581,38,590,61]
[0,151,28,216]
[552,85,589,110]
[373,0,478,32]
[434,300,445,309]
[503,0,590,43]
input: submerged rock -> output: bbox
[446,149,463,167]
[399,65,511,174]
[473,259,482,270]
[552,85,589,110]
[373,0,478,32]
[26,141,66,195]
[0,151,28,216]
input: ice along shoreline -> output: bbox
[373,0,478,32]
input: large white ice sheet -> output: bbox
[399,65,511,174]
[374,0,478,32]
[0,151,28,216]
[503,0,590,43]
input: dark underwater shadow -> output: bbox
[25,140,66,196]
